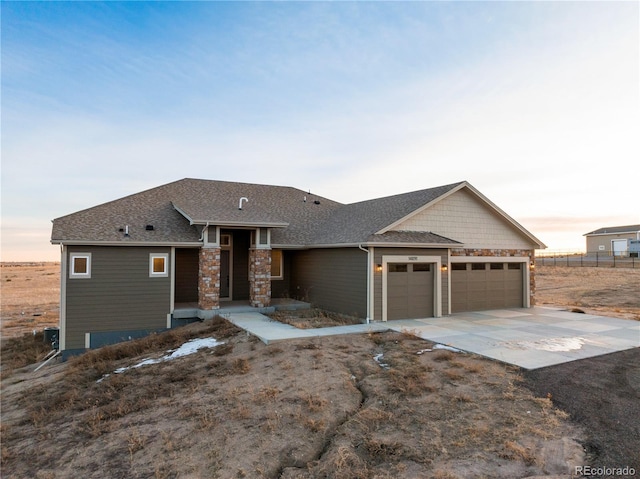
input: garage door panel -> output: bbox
[386,263,434,320]
[452,262,524,313]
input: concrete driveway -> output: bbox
[386,307,640,370]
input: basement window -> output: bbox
[149,253,169,277]
[70,253,91,279]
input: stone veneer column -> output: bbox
[249,248,271,308]
[199,247,221,311]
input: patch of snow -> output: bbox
[373,353,390,369]
[416,348,432,355]
[509,337,586,352]
[97,337,223,382]
[433,344,463,353]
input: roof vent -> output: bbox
[313,200,321,205]
[239,197,249,210]
[146,225,154,231]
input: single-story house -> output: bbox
[51,178,545,356]
[584,225,640,256]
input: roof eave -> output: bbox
[51,240,204,247]
[272,242,462,249]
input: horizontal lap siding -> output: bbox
[290,248,367,318]
[65,246,171,350]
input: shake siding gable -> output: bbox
[391,188,534,249]
[65,246,171,350]
[290,248,367,318]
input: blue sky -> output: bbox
[2,1,639,261]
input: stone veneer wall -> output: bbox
[249,248,271,308]
[451,248,536,306]
[199,247,221,310]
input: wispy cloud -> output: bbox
[1,1,638,260]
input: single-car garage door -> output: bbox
[387,263,434,320]
[451,262,523,313]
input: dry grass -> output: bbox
[1,263,60,338]
[1,264,597,478]
[536,265,640,320]
[268,308,364,329]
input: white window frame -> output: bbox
[149,253,169,277]
[69,253,91,279]
[270,249,283,280]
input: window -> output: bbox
[388,264,408,273]
[70,253,91,279]
[150,253,169,277]
[412,263,431,272]
[452,263,467,271]
[259,228,268,245]
[490,263,504,270]
[271,249,283,280]
[471,263,486,271]
[508,263,522,270]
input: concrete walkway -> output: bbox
[225,312,388,343]
[225,307,640,370]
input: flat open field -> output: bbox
[1,263,60,339]
[535,265,640,321]
[1,263,638,478]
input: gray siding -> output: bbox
[373,248,449,320]
[65,246,171,350]
[175,248,199,303]
[290,248,367,317]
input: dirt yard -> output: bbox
[1,263,639,478]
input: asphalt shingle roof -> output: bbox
[51,178,466,247]
[51,179,343,245]
[585,225,640,236]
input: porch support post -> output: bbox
[249,247,271,308]
[198,246,221,311]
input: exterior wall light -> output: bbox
[441,264,448,272]
[375,264,383,273]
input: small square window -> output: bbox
[70,253,91,279]
[471,263,486,271]
[452,263,467,271]
[150,254,169,277]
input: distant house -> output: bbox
[584,225,640,256]
[51,178,545,357]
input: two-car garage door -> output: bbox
[384,258,526,320]
[451,262,523,313]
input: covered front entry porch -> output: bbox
[173,227,273,317]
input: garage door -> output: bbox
[387,263,434,320]
[451,262,523,313]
